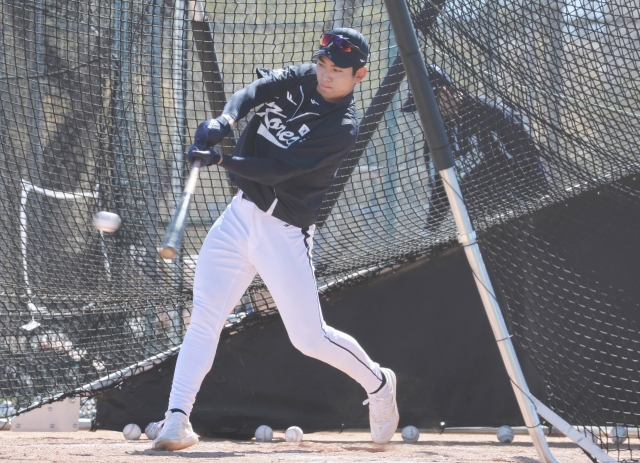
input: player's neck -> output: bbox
[316,87,352,105]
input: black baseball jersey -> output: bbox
[219,63,359,228]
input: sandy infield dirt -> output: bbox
[0,429,595,462]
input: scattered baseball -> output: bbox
[255,424,273,442]
[145,421,163,440]
[497,425,515,443]
[610,425,628,444]
[285,426,304,442]
[93,211,121,233]
[401,425,420,443]
[583,428,599,444]
[123,423,141,440]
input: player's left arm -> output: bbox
[217,155,303,186]
[218,123,357,186]
[271,119,358,170]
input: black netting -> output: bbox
[0,0,639,459]
[405,0,640,459]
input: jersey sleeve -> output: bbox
[272,118,358,170]
[223,63,317,122]
[218,155,301,186]
[221,119,357,186]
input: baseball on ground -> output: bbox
[122,423,141,440]
[610,425,628,444]
[497,425,515,443]
[401,425,420,443]
[285,426,304,442]
[255,425,273,442]
[145,421,163,440]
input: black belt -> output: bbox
[241,192,253,203]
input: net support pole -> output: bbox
[382,2,560,463]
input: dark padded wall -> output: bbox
[96,247,542,438]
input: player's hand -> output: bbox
[187,144,221,167]
[194,116,232,148]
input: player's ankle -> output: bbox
[368,372,387,395]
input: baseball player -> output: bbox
[403,65,549,229]
[151,28,398,451]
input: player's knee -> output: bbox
[288,330,328,359]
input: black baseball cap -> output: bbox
[313,28,369,68]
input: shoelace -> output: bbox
[363,388,395,424]
[157,412,186,438]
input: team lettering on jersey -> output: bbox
[255,85,320,149]
[256,102,301,148]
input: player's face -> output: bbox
[316,55,367,104]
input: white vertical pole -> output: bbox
[19,182,33,297]
[95,184,112,281]
[172,0,187,202]
[168,0,188,339]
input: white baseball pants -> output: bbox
[168,191,383,415]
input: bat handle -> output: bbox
[184,158,202,194]
[158,159,203,260]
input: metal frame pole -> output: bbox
[382,2,560,462]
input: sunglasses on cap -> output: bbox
[320,33,366,57]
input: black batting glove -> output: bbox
[187,144,221,167]
[194,116,232,148]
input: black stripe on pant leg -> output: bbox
[301,227,382,382]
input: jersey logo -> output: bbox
[287,91,297,105]
[256,102,301,148]
[311,99,319,105]
[298,124,310,136]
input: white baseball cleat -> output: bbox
[151,411,199,451]
[364,367,399,444]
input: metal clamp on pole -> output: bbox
[382,1,560,462]
[457,231,477,247]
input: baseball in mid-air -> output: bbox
[401,425,420,443]
[497,425,515,443]
[123,423,141,440]
[285,426,304,442]
[255,425,273,442]
[93,211,121,233]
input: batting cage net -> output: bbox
[0,0,639,458]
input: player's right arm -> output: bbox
[223,64,315,122]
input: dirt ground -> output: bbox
[0,429,595,462]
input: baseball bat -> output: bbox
[158,158,202,260]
